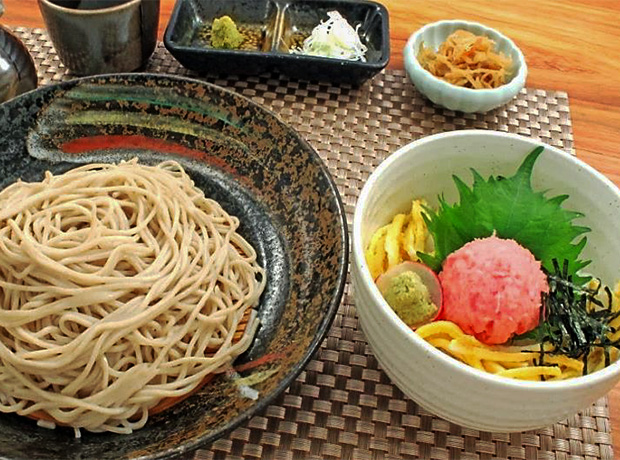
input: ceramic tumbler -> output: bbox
[38,0,160,75]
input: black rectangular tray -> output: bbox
[163,0,390,85]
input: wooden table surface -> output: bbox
[2,0,620,453]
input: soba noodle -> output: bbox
[0,159,266,434]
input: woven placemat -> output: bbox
[11,27,613,460]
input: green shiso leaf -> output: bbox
[418,146,591,284]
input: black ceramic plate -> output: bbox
[164,0,390,84]
[0,74,348,460]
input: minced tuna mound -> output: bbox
[439,235,548,345]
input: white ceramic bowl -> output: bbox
[352,130,620,432]
[404,20,527,113]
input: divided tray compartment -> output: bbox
[164,0,390,84]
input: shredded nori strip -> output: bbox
[520,259,620,375]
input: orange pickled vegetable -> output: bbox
[418,29,513,89]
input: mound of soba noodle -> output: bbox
[0,160,265,434]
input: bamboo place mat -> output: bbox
[11,27,614,460]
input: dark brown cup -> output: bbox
[38,0,160,75]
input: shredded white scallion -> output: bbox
[293,11,368,62]
[238,385,259,400]
[37,419,56,430]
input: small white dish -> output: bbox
[403,20,527,113]
[352,130,620,432]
